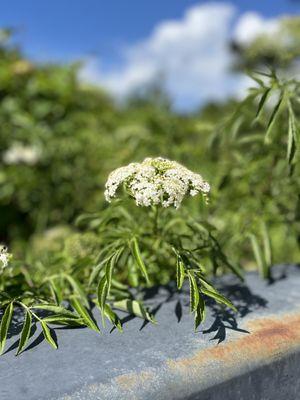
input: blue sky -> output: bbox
[1,1,299,109]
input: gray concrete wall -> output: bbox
[1,264,299,400]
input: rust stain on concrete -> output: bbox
[111,312,300,396]
[167,312,300,376]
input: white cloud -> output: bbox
[79,3,280,110]
[233,12,279,45]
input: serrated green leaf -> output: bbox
[176,258,185,289]
[0,302,14,354]
[194,295,206,331]
[16,310,32,355]
[131,238,150,283]
[40,321,57,349]
[104,304,123,332]
[187,271,199,312]
[201,287,237,312]
[70,297,100,333]
[31,304,76,319]
[113,299,156,324]
[106,250,121,295]
[42,315,84,326]
[97,274,108,314]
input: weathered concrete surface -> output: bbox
[0,265,299,400]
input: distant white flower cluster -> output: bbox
[105,157,210,208]
[3,142,40,165]
[0,245,11,269]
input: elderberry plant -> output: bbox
[0,158,239,355]
[79,157,238,329]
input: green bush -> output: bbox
[0,23,299,353]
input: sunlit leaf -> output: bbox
[40,321,57,349]
[194,295,206,331]
[31,304,76,318]
[104,304,123,332]
[201,287,237,311]
[187,271,199,312]
[131,238,150,283]
[113,299,156,323]
[42,315,84,326]
[16,310,32,355]
[176,258,185,289]
[0,302,14,354]
[97,275,108,315]
[70,297,100,333]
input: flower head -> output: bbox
[104,157,210,208]
[0,245,11,269]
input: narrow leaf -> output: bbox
[40,321,57,349]
[176,258,185,290]
[0,302,14,354]
[201,287,237,311]
[104,304,123,332]
[42,315,84,326]
[106,251,121,295]
[194,295,206,331]
[31,304,76,319]
[16,310,32,355]
[113,299,156,323]
[70,297,100,333]
[131,238,150,283]
[97,275,108,314]
[187,271,199,312]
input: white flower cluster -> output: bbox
[104,157,210,208]
[0,245,11,269]
[3,142,40,165]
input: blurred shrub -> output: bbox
[0,22,299,272]
[231,17,300,69]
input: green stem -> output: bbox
[17,301,42,322]
[152,206,160,235]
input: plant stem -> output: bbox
[152,206,160,235]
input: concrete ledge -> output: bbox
[1,265,300,400]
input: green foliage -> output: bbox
[0,23,299,353]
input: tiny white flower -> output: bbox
[0,245,11,269]
[104,157,210,208]
[3,142,40,165]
